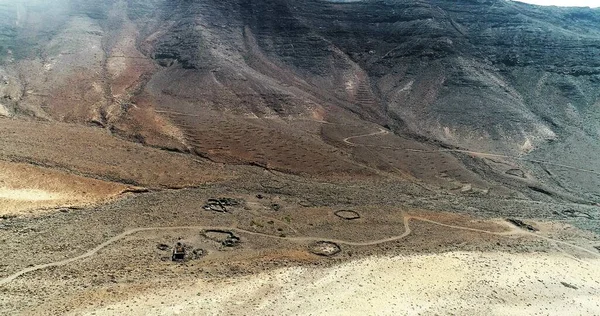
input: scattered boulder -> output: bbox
[271,203,281,211]
[203,197,242,213]
[594,245,600,253]
[334,210,361,220]
[189,248,205,259]
[0,103,10,117]
[506,218,538,232]
[168,240,205,262]
[204,203,227,212]
[560,282,578,290]
[222,236,240,247]
[156,243,170,251]
[215,198,240,206]
[460,184,472,193]
[309,241,341,257]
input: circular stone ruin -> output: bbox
[259,179,288,190]
[308,241,341,256]
[334,210,361,220]
[202,229,241,247]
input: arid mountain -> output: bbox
[1,0,600,201]
[3,2,600,315]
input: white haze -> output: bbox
[514,0,600,7]
[1,0,598,8]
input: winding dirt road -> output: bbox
[342,127,390,145]
[151,114,600,176]
[1,214,597,287]
[342,126,600,176]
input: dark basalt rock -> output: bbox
[528,186,554,197]
[156,243,170,251]
[560,282,578,290]
[203,198,242,212]
[506,218,538,232]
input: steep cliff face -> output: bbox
[1,0,600,199]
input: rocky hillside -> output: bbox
[1,0,599,200]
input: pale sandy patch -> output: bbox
[0,103,10,117]
[0,188,62,201]
[76,251,600,316]
[0,161,128,216]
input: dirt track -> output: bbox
[1,113,599,316]
[343,124,600,177]
[3,212,597,288]
[342,127,390,145]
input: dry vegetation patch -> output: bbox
[0,118,232,188]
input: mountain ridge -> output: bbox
[1,0,599,201]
